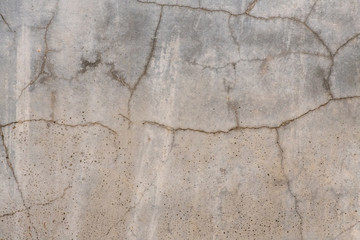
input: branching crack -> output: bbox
[106,63,132,91]
[17,2,58,100]
[136,0,335,99]
[127,6,163,122]
[143,96,360,134]
[0,185,72,219]
[333,32,360,57]
[136,0,239,15]
[275,129,304,240]
[0,128,39,239]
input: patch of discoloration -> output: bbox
[1,0,360,239]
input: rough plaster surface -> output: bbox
[0,0,360,239]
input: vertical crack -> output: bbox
[275,129,304,240]
[0,127,39,239]
[17,1,59,100]
[228,15,240,55]
[127,6,163,123]
[325,58,335,98]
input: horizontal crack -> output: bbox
[1,119,118,135]
[136,0,241,15]
[3,96,360,136]
[0,185,72,219]
[142,95,360,134]
[187,51,330,70]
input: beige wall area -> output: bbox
[1,0,360,239]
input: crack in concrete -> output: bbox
[0,128,39,239]
[17,2,59,101]
[333,32,360,57]
[187,51,330,71]
[104,181,155,237]
[127,6,163,122]
[142,96,360,134]
[0,185,72,219]
[0,208,26,218]
[275,129,304,240]
[228,15,240,55]
[3,2,360,238]
[2,96,360,137]
[34,185,72,208]
[245,0,259,14]
[1,119,118,135]
[304,0,319,23]
[332,221,360,240]
[136,0,240,15]
[0,13,13,32]
[325,32,360,97]
[135,0,336,100]
[244,14,332,56]
[106,62,132,91]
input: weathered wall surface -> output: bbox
[1,0,360,239]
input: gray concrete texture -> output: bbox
[0,0,360,239]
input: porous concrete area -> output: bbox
[1,0,360,239]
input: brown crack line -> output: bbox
[1,119,118,135]
[0,185,72,218]
[2,96,360,137]
[276,129,304,240]
[245,0,259,14]
[142,96,360,134]
[135,0,332,63]
[107,62,132,91]
[136,1,334,98]
[127,6,163,122]
[137,0,240,15]
[333,32,360,57]
[17,2,59,101]
[326,32,360,97]
[0,128,39,240]
[304,0,319,23]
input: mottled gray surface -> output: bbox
[0,0,360,239]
